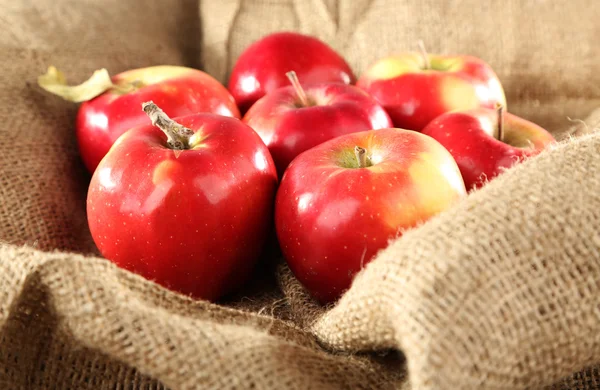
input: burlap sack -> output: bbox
[1,0,599,389]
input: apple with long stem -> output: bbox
[87,102,277,301]
[421,104,556,190]
[356,42,506,131]
[228,32,355,113]
[38,65,240,172]
[243,71,393,177]
[275,128,467,303]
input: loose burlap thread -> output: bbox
[2,0,600,389]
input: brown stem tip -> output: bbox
[286,71,310,107]
[142,101,194,150]
[417,40,431,70]
[354,146,369,168]
[495,102,505,142]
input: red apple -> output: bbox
[421,105,556,191]
[38,65,240,172]
[275,128,467,303]
[228,32,355,113]
[357,49,506,131]
[243,71,393,176]
[87,102,277,301]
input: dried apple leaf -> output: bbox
[37,66,115,103]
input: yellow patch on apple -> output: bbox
[152,159,182,185]
[115,66,193,87]
[441,76,480,111]
[363,54,423,81]
[407,151,465,216]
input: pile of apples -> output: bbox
[39,32,555,304]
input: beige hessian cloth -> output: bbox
[1,0,599,388]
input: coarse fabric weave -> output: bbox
[1,0,599,389]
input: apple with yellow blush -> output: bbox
[357,48,506,131]
[275,128,467,303]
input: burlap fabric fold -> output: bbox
[2,0,600,389]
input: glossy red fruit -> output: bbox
[276,128,466,303]
[421,106,556,191]
[76,66,240,172]
[357,53,506,131]
[87,102,278,301]
[243,73,393,177]
[228,32,355,113]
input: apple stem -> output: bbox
[354,146,369,168]
[417,40,431,70]
[286,71,310,107]
[496,102,505,142]
[142,101,194,150]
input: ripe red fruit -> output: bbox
[421,105,556,190]
[87,102,277,301]
[243,71,393,176]
[228,32,355,113]
[276,128,467,303]
[38,65,240,172]
[357,49,506,131]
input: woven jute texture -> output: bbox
[1,0,600,389]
